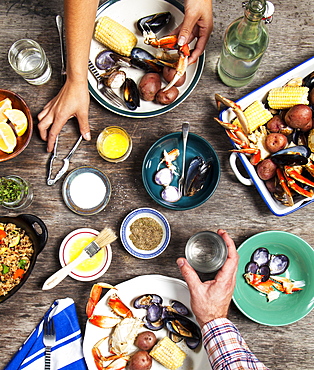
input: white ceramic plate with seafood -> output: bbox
[88,0,205,118]
[220,56,314,216]
[83,274,209,370]
[120,208,171,259]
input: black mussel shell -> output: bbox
[271,145,311,166]
[184,156,212,197]
[251,247,270,266]
[122,78,140,110]
[130,48,163,73]
[143,316,164,331]
[303,72,314,89]
[133,294,163,309]
[95,50,130,71]
[292,131,308,146]
[245,261,259,274]
[147,303,163,323]
[169,332,183,343]
[259,264,271,282]
[137,12,172,35]
[185,337,201,350]
[165,312,201,340]
[269,254,289,275]
[171,300,190,316]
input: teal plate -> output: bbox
[142,132,220,210]
[233,231,314,326]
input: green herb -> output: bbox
[0,177,22,204]
[18,259,27,269]
[1,264,10,274]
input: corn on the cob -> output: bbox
[267,86,309,109]
[233,100,273,134]
[94,16,137,56]
[150,337,186,370]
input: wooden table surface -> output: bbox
[1,0,314,369]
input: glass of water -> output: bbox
[8,39,52,85]
[185,231,228,273]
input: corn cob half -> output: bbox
[94,16,137,56]
[150,336,186,370]
[233,100,273,134]
[267,86,309,109]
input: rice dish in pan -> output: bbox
[0,223,34,296]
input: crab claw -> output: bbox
[163,43,189,91]
[86,283,117,318]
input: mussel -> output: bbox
[271,145,311,166]
[251,247,270,266]
[95,50,130,71]
[183,157,212,196]
[146,303,163,323]
[133,294,163,309]
[137,12,172,35]
[143,316,164,331]
[122,78,140,110]
[171,300,190,316]
[269,254,289,275]
[164,312,201,340]
[303,72,314,89]
[130,48,163,73]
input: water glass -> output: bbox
[97,126,132,163]
[185,231,228,273]
[0,175,33,210]
[8,39,52,85]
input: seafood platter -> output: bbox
[232,231,314,326]
[142,132,220,210]
[218,56,314,216]
[83,275,208,370]
[88,0,204,118]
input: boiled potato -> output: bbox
[155,86,179,105]
[135,331,157,351]
[138,73,161,101]
[128,350,152,370]
[284,104,313,131]
[265,133,288,153]
[256,158,277,181]
[162,66,186,87]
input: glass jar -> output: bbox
[0,176,33,210]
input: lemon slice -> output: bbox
[0,122,17,153]
[4,108,28,136]
[0,98,12,123]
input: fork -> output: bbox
[43,317,56,370]
[178,122,190,196]
[88,60,125,107]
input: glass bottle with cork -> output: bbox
[218,0,274,87]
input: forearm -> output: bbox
[64,0,99,82]
[202,318,270,370]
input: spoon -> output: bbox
[178,122,190,196]
[56,15,66,83]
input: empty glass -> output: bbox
[185,231,228,273]
[8,39,52,85]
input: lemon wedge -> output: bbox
[0,98,12,123]
[4,108,28,136]
[0,122,17,153]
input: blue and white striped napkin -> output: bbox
[4,297,88,370]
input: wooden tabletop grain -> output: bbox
[1,0,314,369]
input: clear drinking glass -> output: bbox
[0,175,33,210]
[97,126,132,163]
[185,231,228,273]
[8,39,52,85]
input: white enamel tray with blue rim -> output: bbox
[88,0,204,118]
[220,56,314,217]
[120,207,171,258]
[83,274,209,370]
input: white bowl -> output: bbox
[59,228,112,281]
[120,208,171,259]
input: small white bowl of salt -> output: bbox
[62,166,111,215]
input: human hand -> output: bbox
[37,78,91,152]
[174,0,213,64]
[176,229,239,328]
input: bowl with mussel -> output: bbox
[218,55,314,216]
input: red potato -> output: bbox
[266,115,287,133]
[128,350,152,370]
[265,133,288,153]
[162,66,186,87]
[155,86,179,105]
[284,104,313,131]
[135,331,157,351]
[138,73,162,101]
[256,158,277,181]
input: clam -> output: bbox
[251,247,270,266]
[95,50,130,71]
[161,186,181,202]
[102,70,126,89]
[269,254,289,275]
[155,168,173,186]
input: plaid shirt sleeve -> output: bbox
[201,318,270,370]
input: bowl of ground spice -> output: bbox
[120,208,170,259]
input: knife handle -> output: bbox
[42,250,89,290]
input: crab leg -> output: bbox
[108,293,133,318]
[92,337,129,370]
[276,168,294,207]
[285,165,314,188]
[87,283,117,318]
[270,276,304,294]
[284,170,314,198]
[144,34,190,91]
[215,94,250,135]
